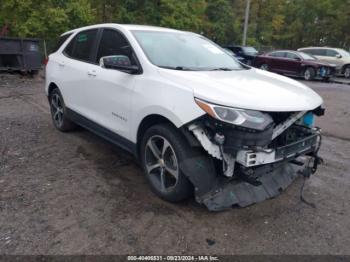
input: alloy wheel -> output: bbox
[345,67,350,78]
[304,69,311,80]
[51,93,64,127]
[260,64,268,70]
[144,135,179,193]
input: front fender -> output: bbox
[129,75,205,143]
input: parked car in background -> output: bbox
[223,48,245,63]
[298,47,350,78]
[253,50,336,81]
[222,45,258,65]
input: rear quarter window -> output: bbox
[326,49,338,57]
[52,33,72,53]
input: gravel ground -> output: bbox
[0,73,349,255]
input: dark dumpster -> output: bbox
[0,37,41,74]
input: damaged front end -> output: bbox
[183,99,324,211]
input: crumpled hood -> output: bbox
[158,68,323,112]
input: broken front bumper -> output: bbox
[236,129,318,167]
[185,125,321,211]
[198,162,299,211]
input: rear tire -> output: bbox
[344,66,350,78]
[304,67,315,81]
[49,88,77,132]
[140,124,193,202]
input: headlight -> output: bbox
[195,98,273,131]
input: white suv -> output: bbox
[46,24,324,211]
[298,47,350,78]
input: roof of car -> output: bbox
[224,45,253,48]
[298,46,344,51]
[61,23,184,36]
[268,50,298,53]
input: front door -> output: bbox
[82,28,139,140]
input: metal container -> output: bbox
[0,37,41,73]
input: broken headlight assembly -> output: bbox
[195,98,273,131]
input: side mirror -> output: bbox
[100,55,140,74]
[295,57,301,61]
[336,54,342,58]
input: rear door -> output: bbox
[58,29,99,117]
[268,51,286,72]
[284,52,302,75]
[308,48,332,64]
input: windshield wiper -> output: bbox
[159,66,193,71]
[210,67,235,71]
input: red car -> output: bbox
[253,50,336,81]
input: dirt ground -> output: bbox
[0,73,350,255]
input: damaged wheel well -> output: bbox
[136,114,177,159]
[48,82,59,97]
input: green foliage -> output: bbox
[0,0,349,51]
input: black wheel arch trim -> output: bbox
[342,64,350,73]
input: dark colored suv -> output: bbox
[222,45,258,65]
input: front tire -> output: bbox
[304,67,315,81]
[49,88,77,132]
[140,124,193,202]
[260,63,269,71]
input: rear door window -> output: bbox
[64,29,98,63]
[269,51,285,58]
[312,49,327,56]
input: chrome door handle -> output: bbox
[58,61,65,67]
[87,70,97,76]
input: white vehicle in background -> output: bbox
[45,24,324,211]
[298,47,350,78]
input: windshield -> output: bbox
[338,49,350,57]
[242,47,258,54]
[132,30,244,71]
[299,52,316,60]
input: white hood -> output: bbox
[159,68,323,112]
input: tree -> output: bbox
[0,0,349,51]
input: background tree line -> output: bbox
[0,0,349,52]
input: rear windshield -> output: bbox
[52,33,72,53]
